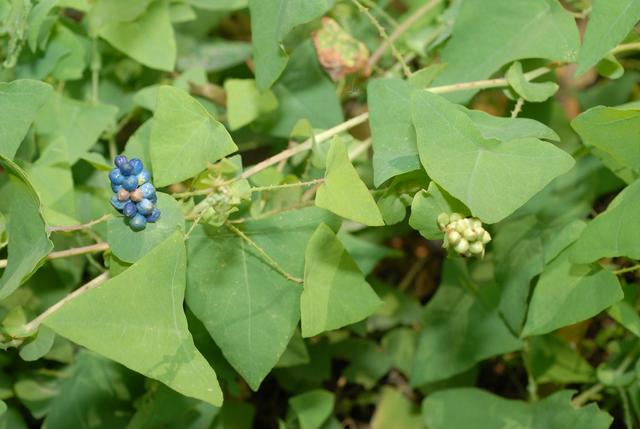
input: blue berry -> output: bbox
[119,162,134,176]
[129,214,147,231]
[109,168,124,185]
[137,198,154,216]
[146,208,161,223]
[137,169,151,186]
[123,201,137,217]
[114,155,128,169]
[111,195,126,212]
[139,182,156,199]
[111,183,123,193]
[122,175,138,191]
[129,158,144,175]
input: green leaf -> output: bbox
[506,61,559,102]
[368,78,560,187]
[571,179,640,263]
[107,193,184,263]
[19,24,87,81]
[88,0,152,32]
[35,93,118,164]
[316,140,384,226]
[267,41,344,138]
[43,351,138,428]
[224,79,277,130]
[462,107,559,142]
[301,223,381,337]
[0,79,52,160]
[150,86,237,187]
[177,41,252,72]
[0,156,53,300]
[27,138,77,223]
[572,106,640,184]
[127,382,218,429]
[190,0,248,10]
[371,387,421,429]
[422,389,612,429]
[522,245,623,337]
[412,89,574,223]
[124,119,153,174]
[409,182,469,240]
[411,259,522,386]
[381,328,417,376]
[608,287,640,337]
[249,0,331,89]
[576,0,640,76]
[186,208,337,390]
[494,218,586,334]
[289,390,334,429]
[524,335,594,384]
[19,326,55,362]
[44,232,223,406]
[98,0,176,71]
[276,330,310,368]
[432,0,579,103]
[26,0,57,51]
[337,232,400,276]
[596,54,624,80]
[368,78,421,187]
[331,338,393,389]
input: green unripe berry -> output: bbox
[469,241,484,255]
[449,213,463,223]
[481,230,491,244]
[471,219,482,229]
[454,239,469,254]
[463,228,477,241]
[447,230,462,245]
[455,220,468,233]
[437,212,450,228]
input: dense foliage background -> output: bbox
[0,0,639,427]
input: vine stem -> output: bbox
[250,179,325,193]
[428,66,552,94]
[613,264,640,275]
[368,0,443,71]
[47,214,112,233]
[0,242,109,269]
[240,66,553,181]
[572,345,640,407]
[225,222,304,285]
[350,0,412,77]
[22,272,109,335]
[240,112,370,180]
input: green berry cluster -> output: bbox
[437,212,491,257]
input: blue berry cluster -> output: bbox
[109,156,160,231]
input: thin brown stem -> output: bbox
[48,214,112,233]
[238,66,554,183]
[613,264,640,275]
[429,67,552,94]
[250,179,325,193]
[351,0,412,77]
[22,272,109,335]
[225,222,304,284]
[368,0,443,71]
[0,242,110,269]
[240,112,370,180]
